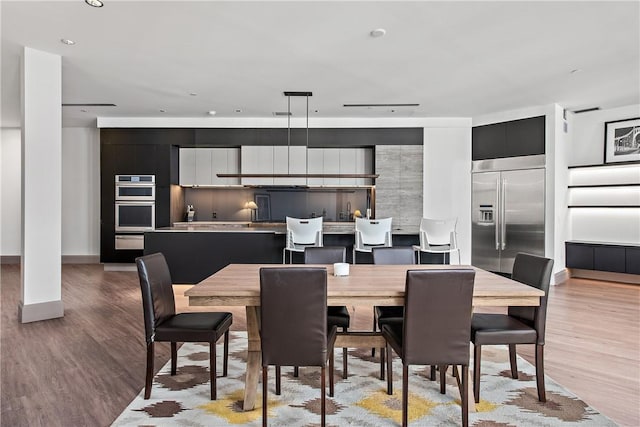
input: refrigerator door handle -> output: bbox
[501,178,507,250]
[495,178,500,250]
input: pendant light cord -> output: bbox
[287,94,291,175]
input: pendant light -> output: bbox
[216,91,379,181]
[283,91,312,181]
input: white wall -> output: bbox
[1,128,22,255]
[0,126,100,257]
[569,104,640,166]
[423,126,472,264]
[61,127,100,256]
[567,104,640,245]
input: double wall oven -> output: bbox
[115,175,155,250]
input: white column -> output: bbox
[19,47,63,323]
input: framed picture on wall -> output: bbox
[604,117,640,164]
[254,194,271,221]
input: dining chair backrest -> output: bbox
[355,217,393,246]
[260,267,328,366]
[286,216,323,245]
[304,246,346,264]
[403,269,476,365]
[372,246,415,265]
[508,253,554,345]
[136,252,176,345]
[420,217,457,247]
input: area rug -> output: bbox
[112,332,615,426]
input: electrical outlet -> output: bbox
[212,211,217,219]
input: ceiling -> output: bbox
[2,1,639,128]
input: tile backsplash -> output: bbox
[182,187,371,223]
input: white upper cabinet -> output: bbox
[307,148,372,186]
[322,149,341,186]
[273,146,307,185]
[307,148,324,186]
[179,148,240,186]
[182,146,372,186]
[241,146,274,185]
[179,147,197,186]
[339,148,357,185]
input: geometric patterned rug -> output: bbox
[112,332,616,426]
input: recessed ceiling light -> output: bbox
[234,108,242,113]
[208,110,216,116]
[60,39,75,45]
[85,0,104,7]
[370,28,386,38]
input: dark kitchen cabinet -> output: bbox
[472,116,545,160]
[565,242,593,270]
[594,246,626,273]
[625,248,640,275]
[566,241,639,275]
[100,130,188,263]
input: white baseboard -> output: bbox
[552,269,570,285]
[18,299,64,323]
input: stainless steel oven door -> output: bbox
[115,201,155,232]
[115,183,155,201]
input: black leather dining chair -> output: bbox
[371,247,415,372]
[382,269,476,427]
[305,246,351,379]
[136,252,232,400]
[471,253,554,403]
[260,267,336,427]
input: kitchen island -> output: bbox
[144,222,420,283]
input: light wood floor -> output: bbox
[1,264,639,426]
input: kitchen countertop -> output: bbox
[152,221,418,235]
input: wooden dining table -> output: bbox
[185,263,545,412]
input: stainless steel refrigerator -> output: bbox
[472,156,545,274]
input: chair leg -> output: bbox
[275,366,281,395]
[171,342,177,375]
[536,344,546,402]
[386,343,393,395]
[380,345,385,380]
[293,366,299,377]
[509,344,518,379]
[262,367,268,427]
[342,326,348,379]
[352,248,357,264]
[430,365,436,381]
[402,364,409,427]
[144,342,154,399]
[473,345,481,403]
[329,348,335,397]
[439,364,446,394]
[223,330,230,377]
[321,366,326,427]
[371,308,377,357]
[210,341,217,400]
[461,365,469,427]
[282,248,286,264]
